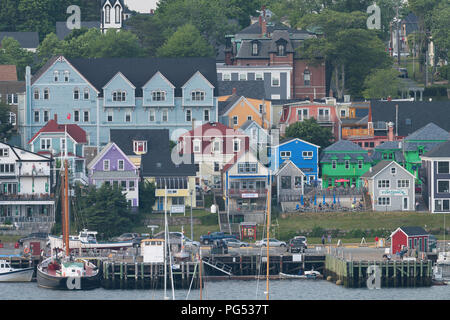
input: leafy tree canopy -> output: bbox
[284,118,334,149]
[0,101,13,141]
[362,68,402,100]
[0,37,34,80]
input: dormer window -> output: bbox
[252,42,258,56]
[113,90,126,102]
[152,90,166,101]
[277,43,286,56]
[191,90,205,101]
[105,5,111,24]
[115,5,121,24]
[133,141,147,154]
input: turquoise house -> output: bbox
[20,55,219,150]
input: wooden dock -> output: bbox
[324,254,433,288]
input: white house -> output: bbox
[0,142,55,232]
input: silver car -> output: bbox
[255,238,286,247]
[224,238,249,248]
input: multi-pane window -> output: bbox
[107,111,113,122]
[149,109,155,122]
[0,164,15,173]
[358,160,363,169]
[191,91,205,101]
[103,160,110,171]
[438,161,450,174]
[43,110,49,122]
[214,162,220,172]
[84,88,90,100]
[294,176,302,188]
[125,111,132,122]
[239,73,247,81]
[302,151,313,158]
[34,111,40,123]
[43,89,49,100]
[0,148,9,157]
[281,176,291,189]
[277,44,285,56]
[437,180,450,193]
[74,110,80,122]
[113,90,126,102]
[222,73,231,81]
[185,109,192,122]
[252,42,258,55]
[204,109,210,122]
[40,138,51,150]
[238,162,258,173]
[397,180,410,188]
[391,167,397,174]
[303,70,311,86]
[162,109,168,122]
[232,116,238,126]
[8,112,16,125]
[297,109,308,121]
[133,141,147,154]
[152,90,166,101]
[64,71,69,82]
[193,140,201,153]
[377,180,390,188]
[378,197,391,205]
[73,89,80,100]
[60,138,66,153]
[129,181,135,191]
[280,151,291,157]
[118,159,124,171]
[212,139,221,153]
[34,89,39,100]
[332,160,337,169]
[54,71,59,82]
[7,94,18,104]
[435,199,450,212]
[345,160,350,169]
[233,139,240,152]
[271,75,280,87]
[83,111,89,122]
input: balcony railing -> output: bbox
[0,193,54,201]
[228,189,267,198]
[317,115,332,122]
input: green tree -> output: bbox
[430,1,450,61]
[0,37,34,80]
[156,23,215,58]
[77,184,136,240]
[125,14,166,57]
[284,118,334,149]
[139,181,156,213]
[0,101,13,141]
[362,68,402,99]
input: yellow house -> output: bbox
[219,94,272,130]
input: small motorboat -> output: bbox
[279,270,323,280]
[0,259,34,282]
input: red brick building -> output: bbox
[223,9,326,100]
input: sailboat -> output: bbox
[36,159,101,290]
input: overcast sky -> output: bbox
[124,0,159,13]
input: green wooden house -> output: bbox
[320,140,372,188]
[372,141,405,166]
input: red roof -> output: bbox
[28,119,87,144]
[0,65,18,81]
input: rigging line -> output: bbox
[186,261,198,300]
[255,202,268,299]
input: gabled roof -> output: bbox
[0,65,17,81]
[218,80,266,100]
[276,137,320,149]
[404,123,450,141]
[182,121,245,138]
[323,140,366,152]
[422,140,450,158]
[395,226,428,237]
[87,142,136,170]
[370,100,450,137]
[0,32,39,49]
[44,56,219,97]
[273,160,305,177]
[28,119,87,144]
[0,142,51,162]
[361,160,414,179]
[375,141,401,150]
[218,93,242,115]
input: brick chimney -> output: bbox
[260,6,267,37]
[232,87,237,95]
[387,122,394,141]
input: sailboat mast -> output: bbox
[64,159,70,256]
[266,171,271,300]
[164,186,168,300]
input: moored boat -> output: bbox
[0,260,34,282]
[279,270,323,280]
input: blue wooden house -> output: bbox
[21,55,218,149]
[270,137,320,184]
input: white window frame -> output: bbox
[212,139,221,153]
[437,161,450,174]
[43,88,50,100]
[391,167,397,175]
[34,111,40,123]
[332,160,337,169]
[377,179,390,188]
[397,179,410,188]
[204,109,210,122]
[107,110,113,122]
[54,71,59,82]
[239,73,247,81]
[124,111,132,123]
[185,109,192,122]
[193,140,201,153]
[83,110,90,122]
[9,112,16,126]
[83,88,90,100]
[358,160,363,169]
[297,109,309,121]
[43,110,49,122]
[60,138,66,153]
[0,148,9,157]
[162,109,168,122]
[64,71,69,82]
[437,180,450,194]
[232,115,238,126]
[377,197,391,206]
[191,90,205,101]
[233,139,240,153]
[345,160,350,169]
[222,73,231,81]
[302,151,313,158]
[271,75,280,87]
[118,159,125,171]
[152,90,166,102]
[34,89,40,100]
[280,151,291,158]
[73,88,79,100]
[103,159,110,171]
[40,138,51,150]
[74,110,80,122]
[133,141,147,154]
[149,109,155,122]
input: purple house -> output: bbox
[87,142,139,209]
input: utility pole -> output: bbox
[396,4,400,65]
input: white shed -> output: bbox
[141,238,165,263]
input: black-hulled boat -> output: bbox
[36,158,101,290]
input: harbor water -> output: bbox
[1,279,449,300]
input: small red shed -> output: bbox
[390,226,430,254]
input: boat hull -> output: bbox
[279,272,323,280]
[0,268,34,282]
[49,235,133,251]
[37,268,101,290]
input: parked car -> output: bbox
[224,238,249,248]
[18,232,49,246]
[200,232,237,245]
[154,231,200,247]
[113,233,140,242]
[255,238,286,247]
[395,67,408,78]
[132,234,151,248]
[293,236,308,249]
[287,238,307,253]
